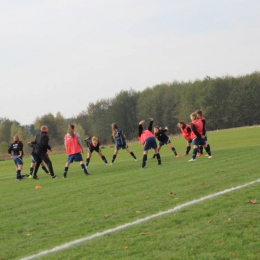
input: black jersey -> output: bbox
[85,137,101,153]
[155,129,169,142]
[8,141,24,156]
[34,132,51,155]
[89,142,101,153]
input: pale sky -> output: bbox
[1,0,260,125]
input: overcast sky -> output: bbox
[1,0,260,125]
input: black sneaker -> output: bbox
[51,175,58,179]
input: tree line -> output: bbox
[1,71,260,160]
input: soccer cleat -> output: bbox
[189,158,196,162]
[182,153,188,156]
[85,173,90,176]
[63,176,67,179]
[208,156,213,159]
[33,175,39,180]
[46,172,50,175]
[108,163,113,166]
[15,179,21,181]
[28,175,32,179]
[105,163,108,166]
[135,159,138,162]
[51,175,58,179]
[175,154,181,158]
[205,153,209,156]
[197,153,202,156]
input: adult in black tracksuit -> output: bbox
[33,125,57,179]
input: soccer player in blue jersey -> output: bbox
[109,123,137,165]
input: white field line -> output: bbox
[20,179,260,260]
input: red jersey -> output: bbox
[180,124,192,140]
[190,120,203,139]
[64,133,82,155]
[139,130,154,146]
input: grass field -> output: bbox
[0,126,260,260]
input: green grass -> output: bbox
[0,126,260,260]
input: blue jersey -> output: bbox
[115,128,126,146]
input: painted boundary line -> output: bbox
[20,179,260,260]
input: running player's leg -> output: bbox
[184,140,192,156]
[40,153,56,177]
[152,144,161,159]
[40,162,49,174]
[86,152,92,167]
[204,142,212,158]
[126,147,137,161]
[167,140,180,157]
[78,153,89,175]
[111,149,118,164]
[98,151,108,165]
[33,160,41,179]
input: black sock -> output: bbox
[142,154,147,168]
[199,145,203,154]
[101,155,108,164]
[186,146,191,154]
[130,151,137,159]
[42,166,49,173]
[86,158,90,166]
[192,148,198,159]
[205,145,211,156]
[29,167,33,175]
[112,154,117,163]
[17,170,21,179]
[63,167,68,177]
[156,153,161,165]
[171,147,177,156]
[81,164,88,174]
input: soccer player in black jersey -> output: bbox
[151,119,180,158]
[8,134,24,181]
[85,136,108,169]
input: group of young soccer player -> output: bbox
[7,110,212,180]
[177,110,212,161]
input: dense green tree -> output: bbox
[0,118,13,143]
[110,89,139,139]
[87,99,113,143]
[33,113,65,146]
[1,72,260,147]
[0,141,9,160]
